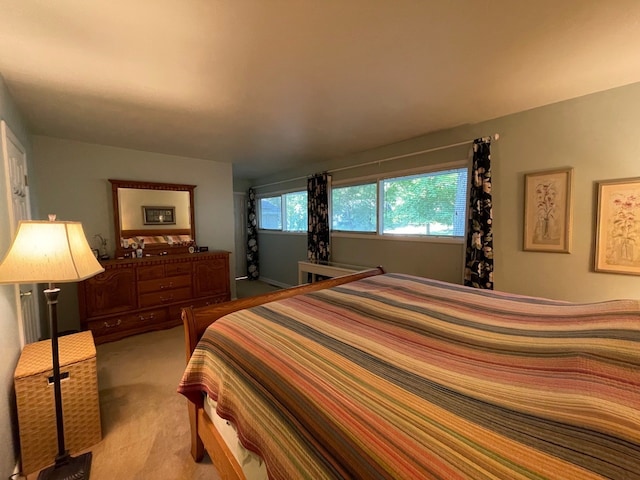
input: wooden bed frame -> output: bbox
[181,267,385,480]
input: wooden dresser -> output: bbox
[78,251,230,344]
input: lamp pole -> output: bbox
[45,285,68,463]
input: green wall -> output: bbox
[257,232,308,286]
[252,82,640,302]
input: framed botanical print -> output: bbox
[595,177,640,275]
[523,167,573,253]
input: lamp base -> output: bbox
[37,452,92,480]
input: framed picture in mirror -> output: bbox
[142,206,176,225]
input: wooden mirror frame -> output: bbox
[110,179,196,258]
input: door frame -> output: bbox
[1,120,39,346]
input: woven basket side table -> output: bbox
[14,330,102,475]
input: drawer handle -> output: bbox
[160,282,174,289]
[139,314,155,321]
[103,319,122,328]
[159,295,174,303]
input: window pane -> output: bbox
[332,183,377,232]
[382,168,467,236]
[284,191,307,232]
[259,197,282,229]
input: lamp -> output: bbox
[0,216,104,480]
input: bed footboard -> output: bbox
[181,267,385,477]
[182,267,384,360]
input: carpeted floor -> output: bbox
[89,326,216,480]
[235,278,282,298]
[28,279,280,480]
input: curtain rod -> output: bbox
[252,133,500,189]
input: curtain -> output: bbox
[246,188,260,280]
[464,138,493,289]
[307,173,331,264]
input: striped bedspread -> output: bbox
[178,273,640,479]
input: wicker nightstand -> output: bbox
[14,330,102,475]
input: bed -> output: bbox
[178,268,640,479]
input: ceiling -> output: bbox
[2,1,640,181]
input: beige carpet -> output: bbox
[89,326,216,480]
[235,278,282,298]
[28,280,280,480]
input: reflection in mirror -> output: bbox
[110,179,196,258]
[118,188,191,231]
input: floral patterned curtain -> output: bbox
[246,188,260,280]
[308,173,331,264]
[464,138,493,289]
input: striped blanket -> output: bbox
[178,273,640,479]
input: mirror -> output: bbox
[110,179,196,258]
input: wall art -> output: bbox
[523,167,573,253]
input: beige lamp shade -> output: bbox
[0,220,104,284]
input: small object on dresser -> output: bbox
[198,246,208,252]
[94,234,110,260]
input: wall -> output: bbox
[251,81,640,301]
[232,175,252,194]
[0,75,32,479]
[30,136,236,331]
[257,232,308,286]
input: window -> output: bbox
[259,191,307,232]
[332,166,468,238]
[381,168,467,237]
[259,197,282,230]
[283,191,307,231]
[332,183,377,232]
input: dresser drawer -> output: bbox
[139,287,192,308]
[138,274,191,294]
[86,308,167,338]
[166,262,192,276]
[137,264,165,281]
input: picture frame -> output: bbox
[142,206,176,225]
[594,177,640,275]
[523,167,573,253]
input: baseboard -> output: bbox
[258,277,292,289]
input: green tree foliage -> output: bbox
[284,192,307,231]
[383,172,460,234]
[332,184,377,231]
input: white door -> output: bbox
[233,192,247,278]
[1,120,39,346]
